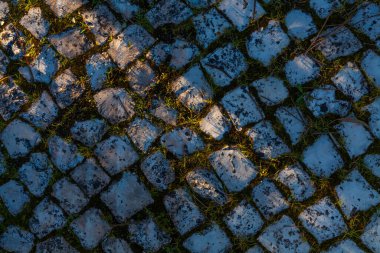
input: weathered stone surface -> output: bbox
[361,50,380,87]
[275,106,307,145]
[0,225,34,253]
[0,1,9,25]
[86,53,115,91]
[20,7,49,39]
[246,245,265,253]
[361,212,380,253]
[127,61,156,97]
[102,237,133,253]
[285,9,316,40]
[127,117,162,152]
[323,239,365,253]
[141,151,175,190]
[366,97,380,139]
[0,79,28,121]
[185,0,216,8]
[0,49,9,78]
[44,0,88,17]
[0,151,5,176]
[169,39,199,69]
[106,0,140,20]
[36,236,78,253]
[251,76,289,106]
[285,54,320,86]
[70,119,108,147]
[146,0,193,28]
[0,180,30,216]
[0,24,27,60]
[150,99,178,126]
[199,105,231,140]
[364,154,380,178]
[309,0,341,19]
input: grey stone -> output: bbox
[285,9,317,40]
[361,212,380,253]
[169,39,199,69]
[0,151,5,175]
[0,180,30,216]
[146,42,171,66]
[150,99,178,126]
[82,4,122,45]
[0,79,28,121]
[1,119,41,158]
[161,127,205,158]
[29,198,66,238]
[218,0,265,31]
[0,1,9,25]
[183,223,232,253]
[361,50,380,87]
[49,28,93,59]
[48,135,84,173]
[0,24,27,60]
[0,49,9,78]
[141,151,175,190]
[247,20,290,66]
[246,121,290,160]
[36,236,78,253]
[70,158,110,197]
[251,76,289,106]
[94,88,135,124]
[107,25,155,69]
[70,119,108,147]
[185,0,216,8]
[209,147,257,192]
[309,0,341,19]
[221,86,264,130]
[317,26,362,61]
[323,239,365,253]
[186,168,228,205]
[201,43,248,87]
[126,60,156,97]
[163,188,205,235]
[19,7,49,39]
[51,177,89,214]
[129,217,171,252]
[86,53,115,91]
[285,54,320,86]
[275,106,307,144]
[193,8,231,48]
[127,118,162,152]
[100,172,153,222]
[302,134,344,178]
[146,0,193,28]
[102,237,133,253]
[0,226,34,253]
[199,105,231,140]
[366,97,380,139]
[19,153,53,197]
[364,154,380,178]
[20,91,59,130]
[258,215,310,253]
[224,200,264,237]
[106,0,139,20]
[44,0,88,17]
[171,65,213,111]
[277,163,315,202]
[298,197,347,244]
[95,135,139,175]
[70,208,111,250]
[246,245,265,253]
[50,69,85,109]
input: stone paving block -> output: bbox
[70,208,111,250]
[106,0,140,20]
[49,28,93,59]
[0,225,34,253]
[224,200,264,237]
[36,236,78,253]
[305,85,351,118]
[298,197,347,244]
[218,0,265,31]
[0,49,9,78]
[199,105,231,140]
[50,69,85,109]
[163,188,205,235]
[86,52,115,91]
[285,9,317,40]
[52,177,89,214]
[19,153,53,197]
[127,117,162,152]
[146,0,193,28]
[209,147,257,192]
[221,86,264,130]
[323,239,365,253]
[20,91,59,130]
[185,0,216,8]
[70,158,110,197]
[102,237,133,253]
[0,24,27,60]
[169,39,199,69]
[277,163,315,202]
[29,198,66,238]
[258,215,310,253]
[246,120,290,160]
[150,99,178,126]
[0,151,5,176]
[141,151,175,190]
[19,45,60,84]
[171,65,213,111]
[0,180,30,216]
[1,119,41,158]
[146,42,171,66]
[309,0,341,19]
[364,154,380,178]
[126,60,156,97]
[335,117,373,158]
[94,88,135,124]
[82,4,122,45]
[251,76,289,106]
[183,223,232,253]
[0,1,9,25]
[129,217,171,252]
[251,179,289,219]
[19,7,49,39]
[366,97,380,139]
[246,245,264,253]
[44,0,88,17]
[0,79,28,121]
[95,135,139,175]
[100,172,153,222]
[108,25,155,69]
[161,127,205,158]
[247,20,290,66]
[361,212,380,253]
[335,169,380,218]
[302,134,344,178]
[275,106,307,145]
[48,135,84,173]
[331,62,368,101]
[317,26,362,61]
[193,8,232,48]
[186,168,228,205]
[70,119,108,147]
[285,54,320,86]
[361,50,380,87]
[201,43,248,87]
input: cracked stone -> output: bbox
[36,236,78,253]
[199,105,231,140]
[361,212,380,253]
[285,54,320,86]
[0,24,27,60]
[275,106,307,145]
[70,118,108,147]
[86,53,115,91]
[126,60,156,97]
[361,50,380,87]
[285,9,317,40]
[141,151,175,190]
[102,237,133,253]
[0,225,34,253]
[19,7,49,39]
[150,99,178,126]
[0,180,30,216]
[44,0,88,17]
[106,0,140,20]
[364,154,380,178]
[251,76,289,106]
[0,79,28,121]
[146,0,193,28]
